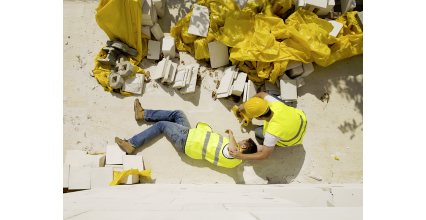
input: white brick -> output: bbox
[141,26,151,39]
[295,76,305,88]
[325,19,343,37]
[172,65,186,88]
[216,66,234,96]
[243,82,248,102]
[78,155,106,167]
[120,175,140,184]
[288,65,304,78]
[152,2,158,24]
[181,64,199,94]
[142,18,154,27]
[165,62,178,83]
[316,0,335,16]
[153,0,165,18]
[295,0,306,10]
[153,58,166,80]
[286,60,302,70]
[65,150,87,167]
[151,23,164,41]
[63,164,70,188]
[147,40,161,60]
[301,62,314,77]
[162,37,176,58]
[179,52,198,65]
[122,73,145,95]
[281,73,291,80]
[69,166,91,190]
[341,0,356,14]
[142,0,152,20]
[306,0,327,9]
[105,164,124,172]
[232,72,247,96]
[208,41,229,68]
[280,79,297,101]
[161,56,172,83]
[188,4,210,37]
[91,167,113,188]
[105,145,126,165]
[247,80,257,100]
[356,11,363,30]
[121,155,144,184]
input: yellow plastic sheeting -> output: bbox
[109,168,152,186]
[94,0,150,96]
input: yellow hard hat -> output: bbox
[244,97,269,118]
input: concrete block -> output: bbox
[68,166,91,190]
[247,80,257,100]
[181,64,199,94]
[142,19,154,26]
[341,0,356,14]
[153,0,165,18]
[325,19,343,37]
[105,144,126,165]
[316,0,335,16]
[147,40,161,60]
[306,0,327,9]
[105,164,124,172]
[295,76,305,88]
[188,4,210,37]
[111,41,138,56]
[179,52,198,65]
[64,164,70,188]
[243,82,248,102]
[141,26,151,39]
[356,11,363,30]
[208,41,229,68]
[161,56,172,83]
[216,66,234,95]
[280,79,297,101]
[123,155,144,170]
[281,73,290,80]
[91,167,113,188]
[265,81,279,92]
[165,62,178,83]
[122,73,145,95]
[286,60,302,70]
[295,0,306,10]
[78,155,106,167]
[288,65,304,78]
[120,175,140,184]
[142,0,152,20]
[117,61,134,78]
[184,65,192,86]
[108,73,125,89]
[153,58,166,80]
[162,37,176,58]
[172,66,186,88]
[116,54,129,63]
[301,62,314,77]
[231,72,247,96]
[97,53,117,65]
[151,23,164,41]
[64,150,87,167]
[152,3,158,24]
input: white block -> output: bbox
[216,66,234,94]
[142,0,152,20]
[231,72,247,96]
[265,81,279,92]
[235,0,248,10]
[63,164,70,188]
[151,23,164,41]
[243,82,248,102]
[217,93,229,98]
[208,41,229,69]
[179,52,198,65]
[65,150,87,167]
[247,80,257,100]
[341,0,356,14]
[152,3,158,24]
[153,59,166,80]
[306,0,327,9]
[181,64,199,94]
[147,40,161,60]
[295,76,305,88]
[286,60,303,70]
[141,26,151,39]
[120,175,140,184]
[153,0,163,9]
[165,62,178,83]
[301,62,314,77]
[142,19,154,26]
[281,73,291,80]
[325,19,343,37]
[188,4,210,37]
[280,79,297,101]
[153,0,165,18]
[295,0,306,10]
[91,167,113,188]
[122,73,145,95]
[309,172,323,181]
[105,164,124,172]
[316,0,335,16]
[228,84,233,96]
[105,144,126,165]
[121,155,144,184]
[161,56,172,83]
[172,65,186,88]
[288,65,304,78]
[356,11,363,30]
[78,155,106,167]
[68,166,91,190]
[162,37,176,58]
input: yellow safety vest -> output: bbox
[263,102,308,147]
[185,122,242,168]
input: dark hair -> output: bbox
[242,138,258,154]
[259,107,272,118]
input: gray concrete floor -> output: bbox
[63,0,363,184]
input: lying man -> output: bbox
[115,99,258,168]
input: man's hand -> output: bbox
[225,129,233,136]
[237,103,245,112]
[230,149,243,159]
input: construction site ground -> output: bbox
[63,0,363,185]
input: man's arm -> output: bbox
[225,129,239,152]
[230,145,274,161]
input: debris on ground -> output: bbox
[309,172,323,181]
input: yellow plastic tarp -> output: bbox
[109,168,152,186]
[93,0,149,96]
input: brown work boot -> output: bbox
[115,137,136,154]
[134,98,144,120]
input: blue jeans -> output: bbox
[127,110,190,153]
[255,93,290,140]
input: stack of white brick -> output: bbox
[153,0,166,18]
[172,65,188,89]
[188,4,210,37]
[152,56,177,83]
[217,65,238,98]
[181,64,200,94]
[122,73,145,95]
[142,0,157,27]
[120,155,144,184]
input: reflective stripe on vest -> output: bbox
[213,136,223,165]
[202,131,211,160]
[277,114,308,147]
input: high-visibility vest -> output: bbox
[263,102,308,147]
[185,122,242,168]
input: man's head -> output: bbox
[244,97,271,120]
[238,138,258,154]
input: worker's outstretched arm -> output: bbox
[230,145,274,161]
[225,129,239,152]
